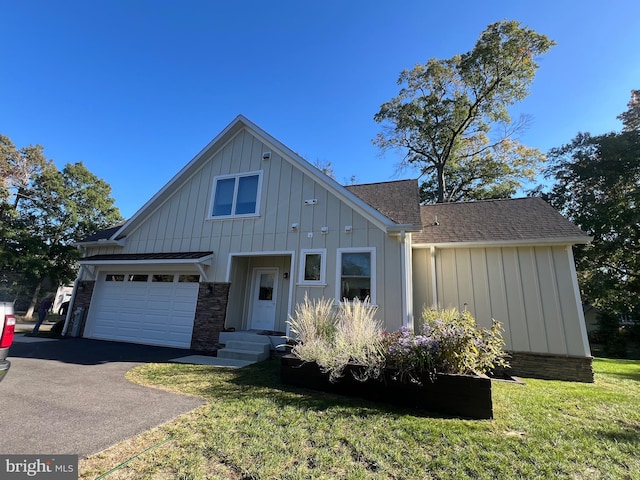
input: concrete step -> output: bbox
[217,347,270,362]
[219,331,288,350]
[219,331,272,345]
[225,340,270,356]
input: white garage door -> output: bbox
[87,273,200,348]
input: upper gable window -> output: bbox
[210,172,262,218]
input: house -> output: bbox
[66,115,593,382]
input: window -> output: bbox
[178,274,200,283]
[210,172,262,218]
[127,274,149,282]
[299,249,326,285]
[152,274,175,282]
[105,274,125,282]
[336,248,376,303]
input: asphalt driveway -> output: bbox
[0,335,205,457]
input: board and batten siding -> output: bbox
[412,245,590,357]
[81,127,405,331]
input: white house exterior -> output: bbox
[67,115,594,381]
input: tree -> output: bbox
[0,136,53,288]
[545,123,640,316]
[1,134,123,315]
[617,89,640,133]
[0,134,49,207]
[373,20,554,203]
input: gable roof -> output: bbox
[413,197,591,246]
[346,179,422,229]
[80,225,122,242]
[82,115,420,245]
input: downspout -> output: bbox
[430,246,438,309]
[399,230,413,329]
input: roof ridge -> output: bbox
[348,178,418,188]
[421,196,541,207]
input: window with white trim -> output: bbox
[299,249,326,285]
[336,248,375,303]
[210,171,262,218]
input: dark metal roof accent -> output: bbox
[79,251,214,262]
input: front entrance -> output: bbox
[249,267,278,331]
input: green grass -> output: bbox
[81,358,640,480]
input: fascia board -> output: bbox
[412,236,593,249]
[241,117,400,233]
[387,224,423,234]
[109,116,249,240]
[111,114,404,239]
[74,239,126,248]
[78,254,214,266]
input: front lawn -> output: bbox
[81,358,640,479]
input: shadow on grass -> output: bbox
[594,358,640,382]
[192,358,460,420]
[593,424,640,444]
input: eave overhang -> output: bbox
[411,236,593,249]
[75,238,127,248]
[78,251,214,266]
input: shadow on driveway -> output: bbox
[9,335,205,365]
[1,336,206,457]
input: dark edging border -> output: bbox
[280,354,493,419]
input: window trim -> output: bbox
[298,248,327,286]
[208,170,263,219]
[335,247,376,304]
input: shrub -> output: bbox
[287,295,337,367]
[382,327,437,383]
[383,308,508,382]
[287,296,385,382]
[288,300,508,384]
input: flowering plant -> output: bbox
[288,297,507,385]
[382,327,438,383]
[383,308,508,383]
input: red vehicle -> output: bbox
[0,302,16,383]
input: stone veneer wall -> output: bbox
[66,280,95,337]
[506,351,594,383]
[191,282,231,352]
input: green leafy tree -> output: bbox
[373,20,554,203]
[617,89,640,133]
[15,162,123,315]
[1,134,123,315]
[545,118,640,317]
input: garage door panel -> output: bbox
[87,277,199,348]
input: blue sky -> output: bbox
[2,1,638,218]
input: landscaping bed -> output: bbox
[280,354,493,419]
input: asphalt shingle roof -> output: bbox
[413,197,590,245]
[346,179,422,228]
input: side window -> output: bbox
[210,172,262,218]
[336,248,375,303]
[299,249,326,285]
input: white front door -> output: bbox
[249,267,278,331]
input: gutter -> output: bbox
[412,236,593,249]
